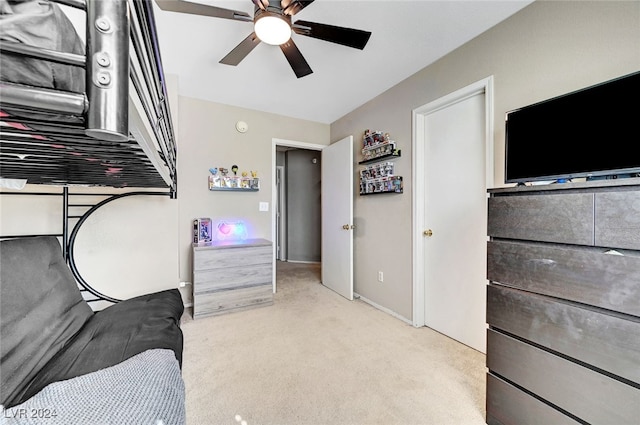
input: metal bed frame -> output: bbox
[0,0,178,305]
[0,0,176,191]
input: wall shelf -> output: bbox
[360,188,403,195]
[359,130,403,196]
[358,150,402,165]
[360,175,403,195]
[209,187,259,192]
[208,175,260,191]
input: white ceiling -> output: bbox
[152,0,534,124]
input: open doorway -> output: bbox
[271,139,326,293]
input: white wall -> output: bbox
[0,186,179,301]
[330,0,640,320]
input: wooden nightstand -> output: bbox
[192,239,273,318]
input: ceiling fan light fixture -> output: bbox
[254,14,291,45]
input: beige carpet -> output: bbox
[180,261,487,425]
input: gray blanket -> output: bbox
[0,349,185,425]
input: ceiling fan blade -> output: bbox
[281,0,314,16]
[280,39,312,78]
[154,0,252,22]
[251,0,269,10]
[220,32,261,66]
[293,20,371,50]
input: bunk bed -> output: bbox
[0,1,184,422]
[0,0,178,301]
[0,0,177,191]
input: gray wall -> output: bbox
[285,149,322,262]
[177,99,330,303]
[330,0,640,320]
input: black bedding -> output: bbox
[0,0,85,92]
[0,236,94,408]
[18,289,184,406]
[0,237,184,409]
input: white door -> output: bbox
[321,136,354,300]
[422,90,488,353]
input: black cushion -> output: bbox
[0,237,93,408]
[18,289,184,405]
[1,236,184,408]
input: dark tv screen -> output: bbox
[505,71,640,183]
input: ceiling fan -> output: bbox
[155,0,372,78]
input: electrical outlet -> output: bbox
[378,271,384,282]
[259,202,269,212]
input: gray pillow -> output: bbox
[1,236,93,408]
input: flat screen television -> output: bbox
[505,71,640,184]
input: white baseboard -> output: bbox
[354,292,412,325]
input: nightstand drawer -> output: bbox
[194,245,271,271]
[193,284,273,318]
[194,262,272,293]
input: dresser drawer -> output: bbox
[193,284,273,318]
[486,374,580,425]
[194,262,272,293]
[487,284,640,384]
[487,330,640,424]
[488,193,594,245]
[595,191,640,250]
[487,240,640,317]
[193,245,271,271]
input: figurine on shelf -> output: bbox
[220,167,228,176]
[393,177,403,192]
[209,167,218,175]
[232,165,239,176]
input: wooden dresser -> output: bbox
[192,238,273,319]
[486,179,640,424]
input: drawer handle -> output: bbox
[604,249,624,256]
[528,258,557,265]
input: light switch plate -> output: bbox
[259,202,269,212]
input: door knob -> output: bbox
[424,229,433,237]
[342,224,350,230]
